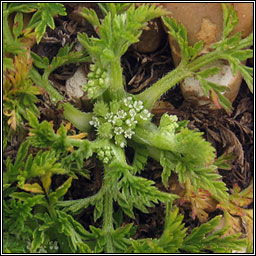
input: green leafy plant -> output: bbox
[3,3,253,253]
[2,3,67,144]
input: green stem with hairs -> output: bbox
[106,57,126,101]
[29,67,93,132]
[102,190,114,253]
[137,64,190,111]
[137,45,244,111]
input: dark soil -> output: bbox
[4,3,254,243]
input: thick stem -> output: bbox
[137,65,190,110]
[29,67,93,132]
[137,47,244,111]
[62,103,93,132]
[107,57,125,101]
[103,190,114,253]
[133,124,176,152]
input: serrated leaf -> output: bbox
[31,52,49,69]
[94,197,104,222]
[222,3,239,39]
[30,228,45,253]
[214,152,236,170]
[80,7,100,28]
[131,143,149,174]
[7,3,38,14]
[196,66,221,78]
[54,178,73,199]
[160,151,176,189]
[27,3,66,43]
[3,57,14,72]
[12,12,23,39]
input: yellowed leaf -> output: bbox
[22,183,44,194]
[180,179,218,222]
[41,172,52,193]
[223,210,242,236]
[6,110,16,130]
[68,132,87,140]
[241,209,253,243]
[210,88,221,109]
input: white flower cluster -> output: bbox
[90,97,152,147]
[84,64,109,99]
[159,113,179,134]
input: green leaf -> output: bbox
[182,215,247,253]
[214,152,236,170]
[48,177,72,205]
[161,16,190,62]
[12,12,24,39]
[160,151,176,189]
[4,141,30,184]
[93,197,104,222]
[3,57,14,72]
[131,142,149,175]
[27,3,67,43]
[55,210,93,252]
[98,3,132,17]
[79,7,100,28]
[79,3,165,60]
[196,66,221,78]
[7,3,37,14]
[31,228,45,253]
[118,170,178,216]
[221,3,239,39]
[31,52,49,69]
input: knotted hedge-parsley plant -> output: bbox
[4,3,253,253]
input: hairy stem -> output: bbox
[137,43,250,111]
[103,190,114,253]
[133,124,176,152]
[137,64,190,110]
[106,57,125,101]
[29,67,93,132]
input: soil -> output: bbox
[4,3,254,246]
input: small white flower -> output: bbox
[129,109,136,118]
[124,97,133,108]
[105,112,113,121]
[124,129,135,139]
[120,142,125,148]
[125,119,134,127]
[140,109,151,120]
[117,110,127,119]
[111,115,119,124]
[90,117,100,127]
[134,100,144,111]
[114,127,124,135]
[123,98,128,106]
